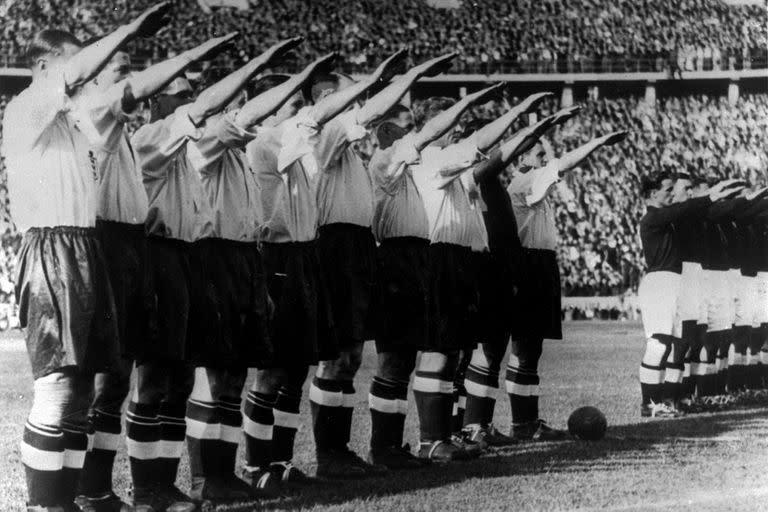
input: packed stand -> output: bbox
[1,0,767,72]
[446,92,768,296]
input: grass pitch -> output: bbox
[2,322,768,511]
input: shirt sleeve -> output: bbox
[431,139,485,189]
[276,108,320,174]
[370,133,420,191]
[77,81,133,152]
[188,111,261,173]
[1,71,70,158]
[525,160,560,206]
[313,107,368,172]
[132,105,203,178]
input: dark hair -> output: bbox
[248,73,291,99]
[640,172,671,198]
[26,29,82,67]
[413,96,455,130]
[304,72,355,103]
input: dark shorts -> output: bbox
[96,220,154,360]
[15,227,119,379]
[511,248,562,341]
[375,237,431,353]
[317,223,379,347]
[194,239,273,368]
[475,250,515,349]
[145,237,215,364]
[426,243,480,353]
[261,241,337,368]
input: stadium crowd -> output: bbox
[0,90,765,306]
[1,0,767,73]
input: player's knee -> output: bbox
[474,343,504,372]
[252,368,285,395]
[642,337,668,366]
[419,350,458,378]
[377,352,416,381]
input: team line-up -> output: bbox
[5,3,763,511]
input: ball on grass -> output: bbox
[567,406,607,441]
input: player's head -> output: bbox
[249,74,299,126]
[305,72,355,105]
[641,172,674,206]
[26,29,82,79]
[671,171,693,203]
[414,96,456,148]
[149,76,194,122]
[87,40,131,92]
[375,103,414,149]
[521,138,553,169]
[690,176,710,197]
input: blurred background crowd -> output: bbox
[1,0,766,72]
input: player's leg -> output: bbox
[312,224,381,477]
[462,340,515,446]
[77,362,131,508]
[368,351,423,469]
[729,274,751,393]
[415,350,473,462]
[507,337,567,440]
[758,271,768,389]
[369,237,431,469]
[746,277,763,390]
[638,271,682,417]
[451,350,471,435]
[314,342,386,478]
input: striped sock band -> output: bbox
[369,376,408,451]
[22,421,64,507]
[217,396,242,475]
[185,398,220,478]
[273,386,301,463]
[158,402,186,485]
[463,363,499,427]
[506,360,539,424]
[244,391,276,470]
[80,408,122,496]
[125,402,160,488]
[413,370,454,442]
[309,377,343,453]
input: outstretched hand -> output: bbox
[372,49,410,83]
[517,92,554,112]
[189,32,239,62]
[599,130,629,146]
[466,82,506,105]
[414,52,458,78]
[131,2,173,38]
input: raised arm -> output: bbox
[64,2,171,91]
[187,37,303,126]
[551,130,628,176]
[466,91,553,152]
[355,52,456,127]
[472,111,565,183]
[410,82,505,151]
[120,33,237,113]
[311,51,407,126]
[235,52,337,129]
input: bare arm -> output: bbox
[64,2,171,91]
[121,33,237,113]
[410,82,505,151]
[187,37,303,126]
[467,92,553,152]
[356,52,457,127]
[235,52,337,129]
[312,51,407,126]
[551,130,628,176]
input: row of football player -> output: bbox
[638,173,768,418]
[1,3,629,511]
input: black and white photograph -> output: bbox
[0,0,766,510]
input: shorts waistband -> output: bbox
[26,226,95,237]
[379,236,430,248]
[96,219,146,235]
[261,240,317,249]
[148,235,194,248]
[207,238,260,249]
[319,223,373,236]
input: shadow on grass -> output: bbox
[216,406,768,511]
